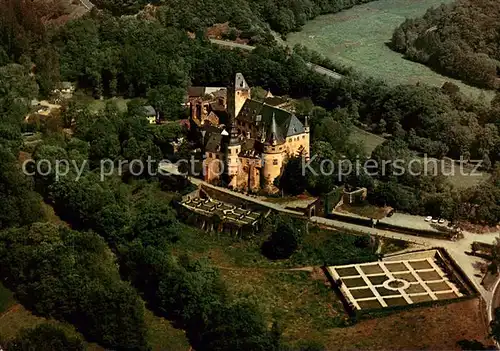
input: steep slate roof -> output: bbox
[265,114,285,145]
[204,132,223,153]
[283,114,305,136]
[263,96,288,107]
[237,99,304,138]
[240,138,262,157]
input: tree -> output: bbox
[0,223,149,350]
[93,204,132,244]
[6,323,84,351]
[0,63,38,107]
[89,133,121,168]
[275,156,306,196]
[0,145,43,229]
[132,196,180,246]
[199,300,281,351]
[147,85,186,121]
[48,173,116,229]
[158,258,227,331]
[261,217,302,260]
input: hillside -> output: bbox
[92,0,375,36]
[284,0,492,99]
[391,0,500,89]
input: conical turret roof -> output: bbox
[265,113,284,145]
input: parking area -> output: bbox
[379,213,448,232]
[327,251,464,310]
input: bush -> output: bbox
[262,223,299,260]
[5,323,84,351]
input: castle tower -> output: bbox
[224,83,241,188]
[262,114,285,189]
[235,73,250,117]
[303,116,311,160]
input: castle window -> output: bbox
[302,135,305,139]
[273,159,278,165]
[216,154,219,159]
[209,153,213,158]
[288,138,291,143]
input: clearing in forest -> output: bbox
[286,0,493,100]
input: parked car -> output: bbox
[387,210,394,217]
[425,216,432,222]
[438,218,445,224]
[431,218,439,223]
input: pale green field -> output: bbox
[286,0,494,101]
[87,97,130,113]
[349,126,386,155]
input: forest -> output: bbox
[93,0,374,35]
[1,0,500,348]
[391,0,500,89]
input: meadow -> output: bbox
[286,0,494,101]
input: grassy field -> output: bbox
[286,0,494,101]
[170,225,490,349]
[350,126,386,155]
[0,303,101,349]
[171,224,379,269]
[71,93,131,113]
[167,224,409,346]
[144,310,190,351]
[87,97,130,113]
[338,202,389,219]
[221,268,348,346]
[322,298,492,350]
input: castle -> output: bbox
[189,73,310,193]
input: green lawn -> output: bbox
[286,0,493,101]
[169,223,379,268]
[145,310,190,351]
[165,223,385,346]
[349,126,386,155]
[87,97,130,113]
[71,93,131,113]
[220,268,349,346]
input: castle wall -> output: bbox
[285,132,310,158]
[237,157,261,192]
[227,145,241,176]
[235,89,250,117]
[204,152,223,183]
[262,148,284,188]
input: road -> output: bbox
[79,0,94,10]
[209,39,343,81]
